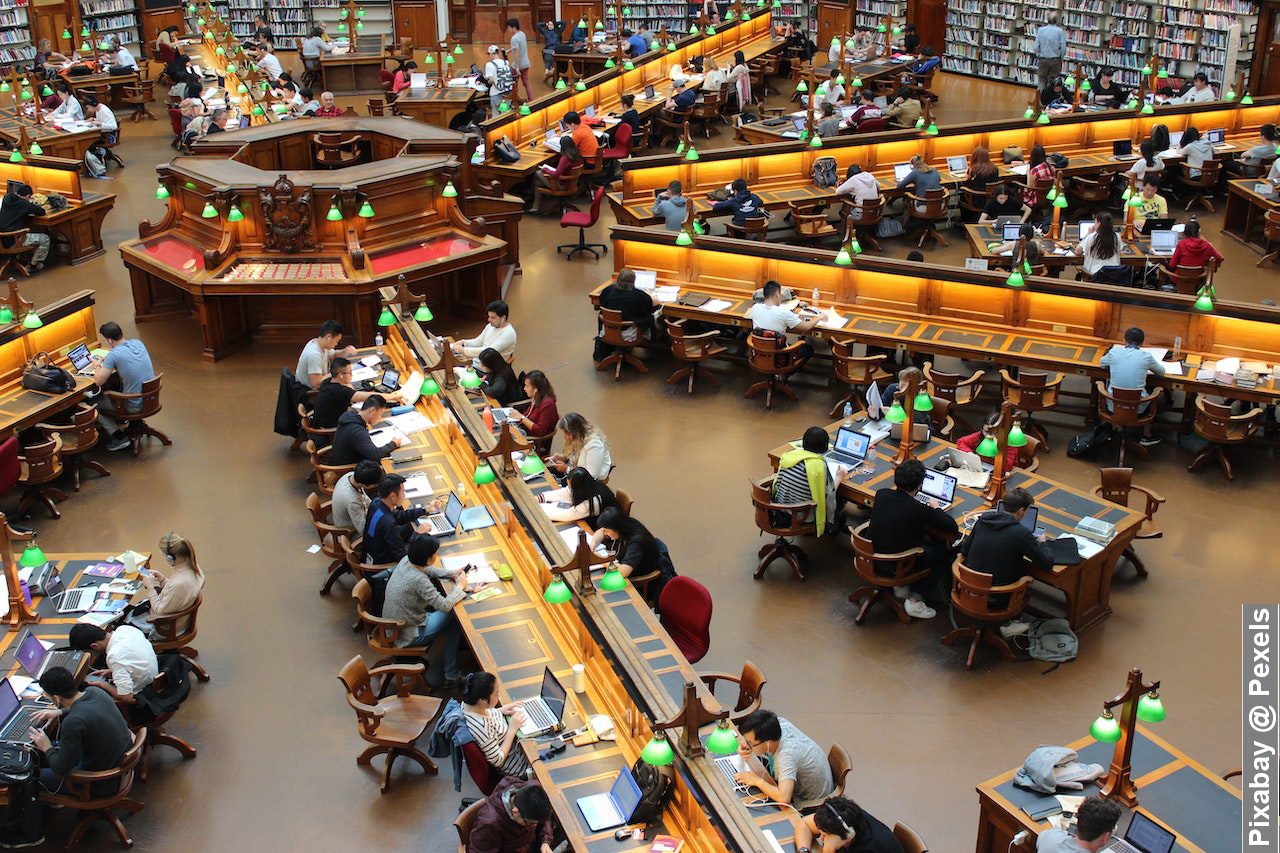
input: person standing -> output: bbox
[1033,14,1066,90]
[483,46,514,114]
[506,18,532,102]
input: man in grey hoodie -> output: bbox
[653,180,688,231]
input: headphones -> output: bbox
[825,802,855,840]
[162,531,178,564]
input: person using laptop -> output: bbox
[978,183,1031,224]
[963,146,1000,192]
[362,474,441,565]
[313,357,390,430]
[842,92,882,129]
[956,411,1022,471]
[709,178,767,228]
[895,155,942,211]
[512,370,559,442]
[1132,177,1168,232]
[466,777,555,853]
[1169,72,1216,105]
[773,426,852,537]
[734,709,834,808]
[793,796,905,853]
[589,507,671,605]
[539,467,618,528]
[598,268,657,344]
[1036,795,1121,852]
[961,487,1053,591]
[331,395,404,466]
[749,280,820,371]
[1229,122,1279,176]
[1100,326,1165,446]
[1088,67,1126,107]
[296,320,358,389]
[454,300,518,367]
[990,222,1045,270]
[477,348,522,406]
[332,459,381,533]
[868,459,957,618]
[882,87,921,129]
[1175,126,1214,179]
[460,671,531,779]
[92,321,155,452]
[68,622,158,708]
[1125,140,1164,185]
[834,164,881,217]
[880,367,932,425]
[653,180,689,231]
[1039,76,1069,110]
[1164,220,1224,277]
[1072,211,1122,279]
[549,412,612,480]
[610,93,641,144]
[383,535,466,684]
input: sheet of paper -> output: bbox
[1216,356,1241,374]
[441,554,499,584]
[351,365,377,382]
[947,467,990,489]
[1008,163,1029,176]
[1160,361,1185,376]
[1140,346,1169,362]
[359,354,382,366]
[652,286,681,304]
[1056,794,1086,813]
[369,427,407,448]
[403,471,433,499]
[6,675,34,698]
[1242,360,1270,374]
[388,410,432,434]
[702,298,733,313]
[819,309,848,329]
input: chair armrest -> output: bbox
[1043,374,1064,390]
[104,388,144,403]
[345,693,386,718]
[697,671,743,692]
[682,329,722,343]
[369,662,429,695]
[1231,407,1266,426]
[1093,380,1114,401]
[870,545,926,562]
[314,520,354,536]
[1129,483,1166,508]
[992,574,1035,593]
[956,371,986,389]
[998,368,1017,386]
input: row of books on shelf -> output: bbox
[82,0,134,13]
[0,9,24,27]
[0,26,27,41]
[0,44,34,64]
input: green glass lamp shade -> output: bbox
[82,24,92,35]
[1140,63,1151,74]
[724,8,735,20]
[445,54,455,64]
[518,103,531,115]
[187,2,195,12]
[599,567,627,591]
[835,73,845,85]
[1090,710,1121,743]
[237,82,248,93]
[337,22,348,32]
[740,10,749,19]
[355,21,364,30]
[925,122,938,135]
[1023,106,1034,119]
[1046,186,1058,201]
[684,146,699,160]
[675,229,693,246]
[357,200,375,218]
[61,28,71,39]
[325,203,343,221]
[1242,93,1255,105]
[1007,422,1028,447]
[0,305,12,324]
[623,60,635,70]
[912,390,933,412]
[460,369,484,388]
[519,453,544,476]
[975,434,999,457]
[0,82,7,93]
[184,181,196,190]
[914,116,925,129]
[1156,67,1169,79]
[376,306,396,326]
[1064,74,1075,88]
[815,84,828,98]
[1006,270,1024,288]
[1121,185,1132,200]
[1127,194,1143,208]
[422,377,440,396]
[772,0,781,7]
[1023,260,1032,275]
[851,75,862,88]
[453,44,464,54]
[1194,288,1214,311]
[19,543,46,567]
[675,141,685,154]
[155,183,170,200]
[441,182,458,198]
[214,45,225,55]
[7,150,21,163]
[893,24,902,34]
[200,201,218,218]
[834,246,852,265]
[543,577,572,604]
[795,80,807,92]
[705,720,739,756]
[1080,79,1091,92]
[809,134,823,148]
[498,98,511,111]
[22,310,42,329]
[1052,194,1069,209]
[692,220,704,234]
[1036,112,1050,125]
[252,104,264,116]
[850,238,862,254]
[1126,98,1138,109]
[225,63,237,75]
[473,462,497,484]
[830,36,840,47]
[357,6,365,16]
[555,77,567,89]
[574,80,586,91]
[876,23,887,32]
[605,57,616,67]
[594,20,604,29]
[797,129,808,141]
[18,89,29,100]
[667,41,677,51]
[226,204,244,222]
[576,16,587,27]
[413,302,433,322]
[606,5,616,14]
[640,733,675,766]
[1140,102,1154,115]
[885,400,907,423]
[340,8,349,18]
[702,28,713,37]
[425,53,435,63]
[1225,88,1236,102]
[1136,691,1166,723]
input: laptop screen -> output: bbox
[539,667,568,720]
[0,679,19,721]
[68,343,92,370]
[1124,812,1177,853]
[15,631,45,677]
[832,427,869,459]
[380,368,400,389]
[443,491,464,526]
[946,155,967,173]
[792,116,807,132]
[584,105,595,118]
[1113,139,1132,156]
[1167,130,1183,149]
[893,163,912,182]
[996,502,1038,532]
[1150,230,1177,253]
[1078,221,1094,240]
[608,765,644,822]
[1002,223,1022,241]
[921,469,957,503]
[1207,127,1225,144]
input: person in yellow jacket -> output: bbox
[773,427,853,535]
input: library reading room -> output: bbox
[0,0,1272,849]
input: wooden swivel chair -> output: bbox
[298,402,336,447]
[1160,264,1209,295]
[149,593,211,683]
[1015,435,1043,472]
[842,196,884,252]
[454,799,485,851]
[579,147,607,187]
[366,98,386,116]
[614,488,633,516]
[905,187,951,248]
[339,535,397,593]
[653,110,690,148]
[37,729,146,851]
[595,307,649,380]
[126,667,196,783]
[105,374,171,457]
[312,132,364,169]
[536,161,584,217]
[848,522,928,625]
[36,403,110,490]
[665,318,727,395]
[1175,160,1222,212]
[893,822,929,853]
[828,345,889,418]
[352,578,430,676]
[958,185,991,223]
[657,576,712,663]
[1022,175,1053,221]
[1094,382,1160,466]
[98,124,126,168]
[744,332,805,409]
[305,440,353,497]
[827,743,852,798]
[307,492,356,594]
[17,434,65,519]
[0,228,36,277]
[1066,173,1113,217]
[122,80,156,122]
[941,563,1033,670]
[999,369,1061,450]
[923,361,984,433]
[698,661,766,723]
[1187,397,1263,481]
[690,88,725,137]
[788,200,838,245]
[1256,209,1280,266]
[337,656,444,793]
[1093,467,1163,579]
[750,475,816,581]
[301,46,324,90]
[725,215,770,241]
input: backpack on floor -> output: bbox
[811,156,839,188]
[1066,423,1113,459]
[628,758,675,825]
[1026,618,1078,672]
[84,148,106,177]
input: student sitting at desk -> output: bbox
[964,146,1000,191]
[69,623,158,707]
[816,103,842,138]
[333,460,381,533]
[204,108,234,136]
[313,358,386,428]
[990,223,1044,270]
[653,180,689,231]
[563,110,599,160]
[332,395,404,465]
[710,178,767,228]
[539,467,618,527]
[144,532,206,627]
[539,19,566,81]
[108,37,137,71]
[391,59,418,95]
[882,87,921,128]
[454,300,518,366]
[750,280,820,369]
[900,23,920,55]
[549,412,611,480]
[589,506,665,593]
[1228,122,1279,177]
[1166,220,1224,273]
[49,82,84,122]
[956,412,1021,471]
[793,796,905,853]
[513,370,559,439]
[702,56,728,93]
[460,671,531,778]
[1176,126,1214,178]
[467,778,555,853]
[868,459,956,618]
[0,183,51,274]
[1126,140,1164,183]
[297,320,358,389]
[735,709,834,808]
[83,94,118,144]
[314,91,343,118]
[302,26,335,65]
[1036,796,1120,853]
[1073,211,1122,279]
[1168,72,1215,104]
[622,26,649,57]
[610,93,641,143]
[961,486,1053,587]
[384,535,466,682]
[663,80,700,120]
[880,367,932,425]
[1132,178,1168,232]
[477,348,522,406]
[1100,326,1164,445]
[256,44,284,84]
[848,28,874,61]
[35,38,69,76]
[835,164,881,216]
[911,45,940,75]
[1089,67,1127,106]
[92,321,155,451]
[774,426,852,536]
[362,474,442,565]
[897,155,941,222]
[1023,144,1056,206]
[529,136,582,216]
[1039,76,1070,110]
[979,183,1031,223]
[843,92,882,129]
[599,268,656,342]
[821,69,846,107]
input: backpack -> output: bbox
[493,137,521,163]
[1046,152,1070,169]
[628,758,675,825]
[811,156,839,188]
[1027,618,1078,667]
[84,148,106,177]
[1066,422,1113,459]
[490,60,514,95]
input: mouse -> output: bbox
[613,829,632,841]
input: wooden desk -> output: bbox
[965,223,1160,275]
[552,47,618,83]
[0,158,116,266]
[0,111,100,164]
[765,420,1144,632]
[734,58,903,144]
[0,289,98,438]
[391,86,477,128]
[975,727,1241,853]
[320,36,389,95]
[1223,177,1280,253]
[62,71,141,107]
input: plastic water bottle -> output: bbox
[374,332,384,355]
[811,287,820,309]
[457,480,467,506]
[843,402,853,427]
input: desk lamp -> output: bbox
[1090,667,1165,806]
[1006,235,1029,288]
[886,369,929,465]
[0,513,39,631]
[543,528,611,603]
[380,274,432,325]
[641,681,731,765]
[974,400,1026,505]
[0,278,33,327]
[478,422,538,479]
[1047,174,1067,240]
[1194,266,1216,312]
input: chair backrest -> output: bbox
[1015,434,1041,469]
[0,436,20,494]
[851,521,922,584]
[149,592,202,648]
[1099,383,1156,426]
[750,476,815,537]
[367,98,384,115]
[337,655,382,736]
[827,742,852,797]
[585,185,606,222]
[20,435,61,482]
[1002,369,1058,410]
[614,487,633,516]
[853,117,886,133]
[461,741,500,796]
[454,796,486,846]
[1194,397,1255,442]
[914,186,948,216]
[1191,159,1222,183]
[351,577,406,652]
[598,307,637,347]
[924,362,981,403]
[1168,264,1208,294]
[108,373,163,420]
[729,661,766,716]
[893,821,929,853]
[1265,209,1280,240]
[62,728,146,804]
[727,217,769,240]
[951,563,1031,621]
[746,332,800,375]
[657,576,712,664]
[831,341,886,385]
[611,121,633,154]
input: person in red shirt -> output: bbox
[512,370,559,442]
[314,91,343,118]
[955,411,1021,471]
[844,92,883,129]
[1167,220,1225,272]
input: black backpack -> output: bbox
[1067,423,1114,459]
[811,156,839,188]
[628,758,675,825]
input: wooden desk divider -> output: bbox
[477,421,535,478]
[982,400,1020,505]
[0,288,96,393]
[0,514,38,631]
[886,368,921,465]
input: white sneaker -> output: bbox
[1000,620,1030,639]
[903,598,936,620]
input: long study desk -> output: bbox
[391,85,478,128]
[0,289,99,438]
[0,157,116,265]
[1222,177,1280,253]
[965,223,1162,275]
[0,110,100,164]
[733,57,905,144]
[765,420,1145,632]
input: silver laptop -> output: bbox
[995,501,1043,535]
[1167,130,1183,149]
[577,765,644,832]
[1002,222,1023,241]
[915,469,957,510]
[893,162,913,182]
[1078,220,1094,240]
[949,448,993,473]
[584,105,595,118]
[1102,811,1177,853]
[713,754,749,792]
[67,343,95,375]
[1206,127,1226,147]
[825,426,870,467]
[946,155,967,175]
[1149,229,1178,255]
[517,667,568,736]
[57,585,99,614]
[420,491,463,536]
[890,420,930,443]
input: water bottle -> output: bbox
[457,480,467,506]
[811,287,820,309]
[843,402,853,427]
[374,332,384,355]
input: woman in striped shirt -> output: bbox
[462,672,531,779]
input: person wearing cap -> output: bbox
[563,110,598,160]
[483,45,514,114]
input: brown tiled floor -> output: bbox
[13,61,1272,852]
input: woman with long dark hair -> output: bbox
[477,347,520,405]
[1074,211,1119,276]
[460,671,531,778]
[530,136,582,215]
[538,467,618,527]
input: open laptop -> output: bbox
[67,343,96,375]
[1112,139,1136,159]
[419,491,463,536]
[892,163,913,182]
[1002,222,1023,241]
[890,420,930,443]
[409,72,427,89]
[577,765,644,832]
[713,753,750,793]
[516,667,568,736]
[914,469,957,510]
[15,629,85,679]
[993,215,1021,230]
[57,585,101,614]
[371,368,400,394]
[1102,811,1177,853]
[995,500,1045,537]
[1078,220,1095,240]
[945,154,967,176]
[1166,130,1183,150]
[584,105,595,119]
[0,679,41,742]
[825,426,870,467]
[1139,217,1175,236]
[1148,229,1178,255]
[1206,127,1227,148]
[949,448,993,473]
[791,115,807,132]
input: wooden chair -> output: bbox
[97,123,126,168]
[1256,209,1280,266]
[958,185,991,222]
[537,161,584,216]
[308,492,356,594]
[628,119,651,154]
[339,535,397,591]
[848,522,928,625]
[827,742,852,798]
[126,667,196,783]
[788,200,838,244]
[300,46,324,90]
[0,228,36,277]
[1187,397,1263,481]
[923,361,984,433]
[305,440,354,497]
[1094,382,1160,466]
[750,475,816,580]
[298,402,336,447]
[842,196,884,252]
[1022,175,1053,218]
[105,374,171,457]
[1015,434,1042,473]
[999,369,1061,450]
[312,132,364,169]
[337,656,443,793]
[36,403,109,490]
[828,345,889,418]
[596,307,649,380]
[37,729,146,851]
[725,215,770,241]
[1175,159,1222,212]
[653,109,690,148]
[1065,173,1113,216]
[1161,264,1209,296]
[454,799,485,850]
[893,822,929,853]
[149,592,211,683]
[366,97,385,116]
[579,147,607,188]
[17,434,65,519]
[941,563,1032,670]
[922,394,955,440]
[690,88,724,137]
[121,80,156,121]
[614,488,633,516]
[698,661,766,722]
[744,332,805,409]
[352,578,429,676]
[905,187,951,248]
[1093,467,1164,579]
[665,318,727,395]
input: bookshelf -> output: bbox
[81,0,143,54]
[853,0,905,55]
[0,0,33,71]
[269,0,308,45]
[773,0,815,34]
[310,0,392,50]
[226,0,258,40]
[942,0,1258,91]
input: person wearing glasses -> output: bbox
[794,796,904,853]
[733,709,833,807]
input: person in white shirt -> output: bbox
[749,280,818,370]
[110,38,137,70]
[701,55,727,93]
[821,69,845,106]
[1169,72,1216,104]
[834,163,880,218]
[482,44,513,114]
[548,412,612,480]
[68,623,158,705]
[49,83,84,122]
[256,46,284,83]
[82,94,117,142]
[453,299,517,367]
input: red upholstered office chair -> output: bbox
[461,741,501,796]
[658,577,712,663]
[557,186,608,260]
[167,107,183,148]
[601,122,633,171]
[852,117,887,133]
